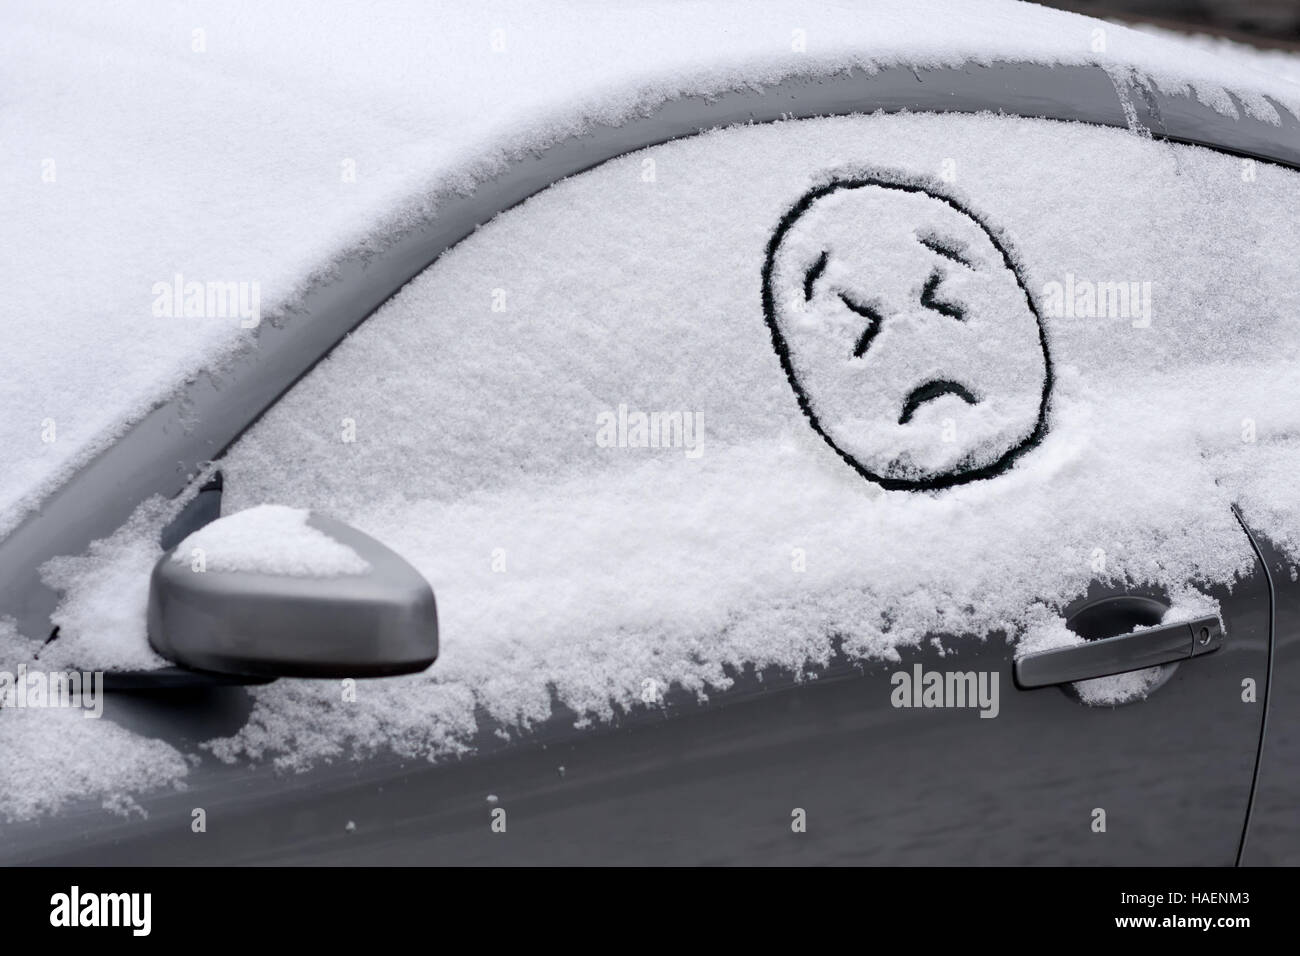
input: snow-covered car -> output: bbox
[2,0,1299,865]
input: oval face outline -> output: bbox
[761,175,1054,492]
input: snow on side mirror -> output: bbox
[147,505,437,679]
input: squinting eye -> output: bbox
[840,292,884,358]
[920,268,965,321]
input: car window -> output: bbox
[12,110,1300,806]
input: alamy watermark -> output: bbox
[890,664,999,718]
[595,403,703,458]
[50,886,150,936]
[1041,273,1153,327]
[152,273,261,328]
[0,666,104,718]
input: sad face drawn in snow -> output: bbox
[762,177,1052,491]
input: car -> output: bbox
[1,0,1299,867]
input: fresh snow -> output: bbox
[171,505,371,578]
[24,112,1281,785]
[1131,23,1300,87]
[3,112,1297,823]
[0,666,190,824]
[13,112,1300,677]
[37,498,175,673]
[3,0,1300,541]
[195,113,1298,770]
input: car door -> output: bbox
[3,103,1295,865]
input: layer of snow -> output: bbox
[1132,23,1300,87]
[4,0,1300,540]
[38,498,174,672]
[0,656,190,823]
[6,111,1299,817]
[205,113,1296,767]
[172,505,370,578]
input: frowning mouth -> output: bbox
[899,379,979,425]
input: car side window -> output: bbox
[40,112,1300,767]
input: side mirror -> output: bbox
[147,506,437,679]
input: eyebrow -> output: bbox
[916,234,975,270]
[803,250,829,301]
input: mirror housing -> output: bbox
[147,510,437,678]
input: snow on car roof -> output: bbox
[7,109,1297,822]
[1132,23,1300,87]
[2,0,1299,543]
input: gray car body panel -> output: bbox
[1239,529,1300,865]
[0,562,1271,865]
[1,60,1297,864]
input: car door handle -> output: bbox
[1014,615,1223,689]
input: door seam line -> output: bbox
[1232,503,1276,867]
